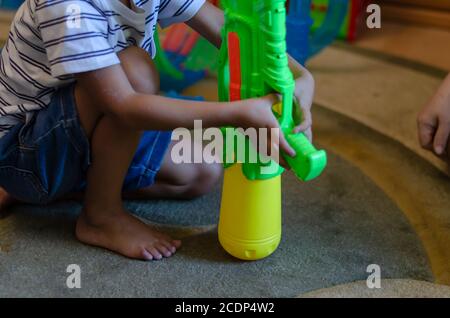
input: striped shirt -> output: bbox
[0,0,205,138]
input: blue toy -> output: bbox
[156,0,349,93]
[0,0,24,10]
[165,90,205,102]
[286,0,349,65]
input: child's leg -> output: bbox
[124,141,223,200]
[74,46,182,261]
[0,46,221,259]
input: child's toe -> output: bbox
[160,240,176,253]
[156,244,172,257]
[142,249,153,261]
[147,247,163,260]
[172,240,182,249]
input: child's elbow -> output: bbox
[104,93,141,129]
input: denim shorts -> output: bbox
[0,84,172,204]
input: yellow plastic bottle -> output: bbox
[218,164,282,261]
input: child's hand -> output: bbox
[417,74,450,164]
[235,95,296,169]
[292,66,315,142]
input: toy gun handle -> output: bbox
[284,132,327,182]
[275,95,327,182]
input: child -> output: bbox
[418,73,450,166]
[0,0,314,261]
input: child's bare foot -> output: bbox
[0,188,16,218]
[75,207,181,261]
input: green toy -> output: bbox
[218,0,327,182]
[217,0,327,261]
[311,0,367,42]
[154,32,184,81]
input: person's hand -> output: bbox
[417,74,450,164]
[292,65,315,142]
[235,94,296,169]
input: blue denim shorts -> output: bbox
[0,84,172,204]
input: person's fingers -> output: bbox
[262,94,280,107]
[295,71,315,113]
[433,118,450,156]
[278,131,293,170]
[297,91,313,118]
[265,126,293,169]
[279,129,296,158]
[417,122,435,151]
[417,112,437,151]
[271,140,290,170]
[303,128,313,143]
[293,109,312,134]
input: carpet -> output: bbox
[0,151,432,297]
[1,44,449,297]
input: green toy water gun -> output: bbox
[218,0,327,182]
[218,0,327,261]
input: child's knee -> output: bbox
[118,46,160,95]
[185,163,223,198]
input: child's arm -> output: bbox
[185,1,224,48]
[75,63,295,160]
[288,56,315,140]
[418,73,450,163]
[187,1,315,140]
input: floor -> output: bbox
[2,43,450,297]
[0,10,13,44]
[0,146,435,297]
[309,45,447,173]
[355,22,450,71]
[300,279,450,298]
[187,42,450,287]
[1,14,450,297]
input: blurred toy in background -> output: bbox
[286,0,349,65]
[0,0,24,10]
[165,90,204,102]
[311,0,370,42]
[155,0,220,92]
[156,0,362,92]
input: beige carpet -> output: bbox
[299,279,450,298]
[308,45,448,173]
[356,22,450,71]
[1,38,449,297]
[0,10,13,44]
[184,45,450,288]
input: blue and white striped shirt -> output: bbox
[0,0,205,138]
